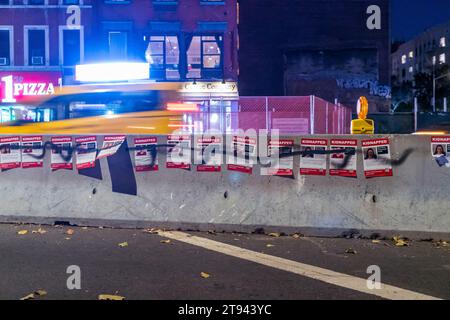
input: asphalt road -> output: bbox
[0,223,449,300]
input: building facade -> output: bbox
[237,0,391,112]
[392,20,450,84]
[0,0,238,121]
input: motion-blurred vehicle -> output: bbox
[0,81,195,135]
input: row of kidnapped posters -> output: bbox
[137,135,393,179]
[0,135,393,179]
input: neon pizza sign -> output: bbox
[0,72,62,104]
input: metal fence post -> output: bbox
[444,97,448,113]
[414,97,418,132]
[338,104,341,134]
[310,95,315,134]
[265,96,269,132]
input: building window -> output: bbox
[108,31,127,60]
[104,0,131,3]
[24,26,49,66]
[409,66,413,73]
[440,37,446,48]
[153,0,178,4]
[200,0,225,4]
[0,27,13,66]
[61,0,81,4]
[187,35,223,79]
[439,53,446,65]
[401,55,407,64]
[432,56,437,65]
[27,0,46,5]
[409,51,414,59]
[146,36,180,80]
[59,26,83,66]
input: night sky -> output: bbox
[392,0,450,41]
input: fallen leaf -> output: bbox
[66,229,75,235]
[65,237,71,240]
[160,239,172,244]
[371,240,381,244]
[35,290,47,296]
[98,294,125,301]
[82,227,88,230]
[200,272,211,279]
[266,244,275,248]
[292,233,303,239]
[393,236,409,247]
[207,230,216,235]
[345,248,357,254]
[118,242,128,247]
[268,232,280,237]
[434,240,449,248]
[143,228,159,234]
[32,228,47,235]
[20,293,35,300]
[17,230,28,235]
[20,290,47,300]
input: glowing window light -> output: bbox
[75,63,150,82]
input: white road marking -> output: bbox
[157,231,441,300]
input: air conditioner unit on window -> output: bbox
[32,56,44,65]
[0,57,7,66]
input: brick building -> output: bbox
[0,0,238,121]
[237,0,391,112]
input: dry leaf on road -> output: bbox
[118,242,129,247]
[266,244,275,248]
[32,228,47,235]
[268,232,280,237]
[98,294,125,300]
[345,248,357,254]
[20,290,47,300]
[200,272,211,279]
[66,229,75,235]
[393,236,409,247]
[17,230,28,235]
[143,228,159,234]
[160,239,172,244]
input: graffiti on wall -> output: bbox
[336,78,391,99]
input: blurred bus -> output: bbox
[0,81,194,135]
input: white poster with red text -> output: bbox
[196,136,222,172]
[97,135,126,159]
[51,136,73,170]
[134,137,158,172]
[261,139,294,176]
[329,139,357,177]
[362,138,393,178]
[299,138,327,176]
[75,136,97,170]
[431,136,450,167]
[227,136,257,174]
[167,134,191,170]
[21,136,43,168]
[0,136,21,170]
